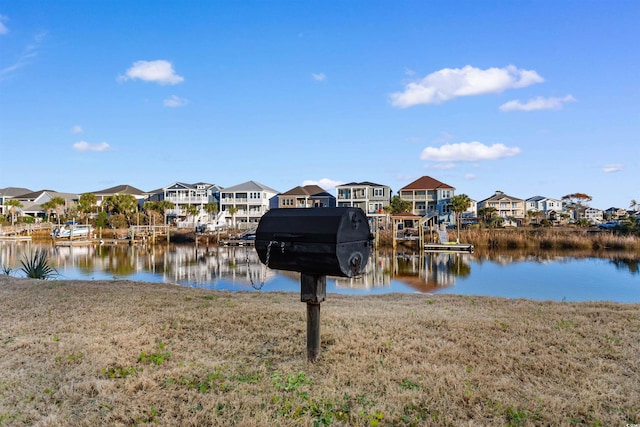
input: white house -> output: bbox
[584,207,604,224]
[159,182,222,226]
[219,181,279,230]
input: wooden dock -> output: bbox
[424,242,474,253]
[219,239,255,247]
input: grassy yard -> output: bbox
[1,276,638,426]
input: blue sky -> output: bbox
[1,1,638,209]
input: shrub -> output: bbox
[20,249,58,280]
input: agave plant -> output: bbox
[20,249,58,280]
[1,264,11,275]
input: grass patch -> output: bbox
[0,278,638,425]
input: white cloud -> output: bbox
[312,72,326,82]
[602,164,623,173]
[302,178,344,190]
[118,60,184,85]
[71,125,83,134]
[163,95,188,107]
[0,15,9,35]
[464,173,477,180]
[390,65,544,108]
[420,141,521,162]
[73,141,111,152]
[500,95,576,112]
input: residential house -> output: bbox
[478,191,525,223]
[276,185,336,209]
[336,181,392,217]
[460,198,478,224]
[10,189,80,221]
[604,207,627,220]
[157,182,222,226]
[219,181,279,230]
[397,176,455,224]
[91,184,148,209]
[584,207,604,224]
[0,187,32,216]
[525,196,564,221]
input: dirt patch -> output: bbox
[1,275,638,426]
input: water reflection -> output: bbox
[1,241,638,301]
[1,242,470,290]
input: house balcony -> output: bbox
[166,196,210,205]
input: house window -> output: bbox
[373,188,384,197]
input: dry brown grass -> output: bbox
[1,275,639,426]
[461,227,640,252]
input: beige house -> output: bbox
[277,185,336,208]
[478,191,525,221]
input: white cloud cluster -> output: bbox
[71,125,83,134]
[302,178,344,190]
[500,95,576,112]
[0,15,9,35]
[420,141,521,162]
[118,60,184,85]
[602,164,623,173]
[312,72,326,82]
[73,141,110,152]
[163,95,188,107]
[390,65,544,108]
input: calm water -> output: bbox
[1,241,639,303]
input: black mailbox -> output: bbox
[255,207,372,277]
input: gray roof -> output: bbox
[91,184,146,196]
[221,180,279,193]
[0,187,33,197]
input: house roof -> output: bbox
[526,196,546,202]
[479,192,524,203]
[0,187,33,197]
[221,180,279,193]
[399,176,454,191]
[12,190,58,200]
[91,184,146,196]
[281,185,326,196]
[162,182,220,191]
[337,181,387,188]
[12,190,78,202]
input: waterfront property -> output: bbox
[335,181,392,218]
[477,190,525,223]
[150,182,223,227]
[219,180,279,230]
[397,176,455,225]
[274,184,336,209]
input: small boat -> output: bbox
[51,223,94,239]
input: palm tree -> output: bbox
[103,194,138,225]
[228,206,239,229]
[78,193,97,221]
[40,200,55,223]
[185,203,200,225]
[477,206,497,228]
[4,199,23,225]
[204,202,219,223]
[48,197,67,224]
[449,194,471,243]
